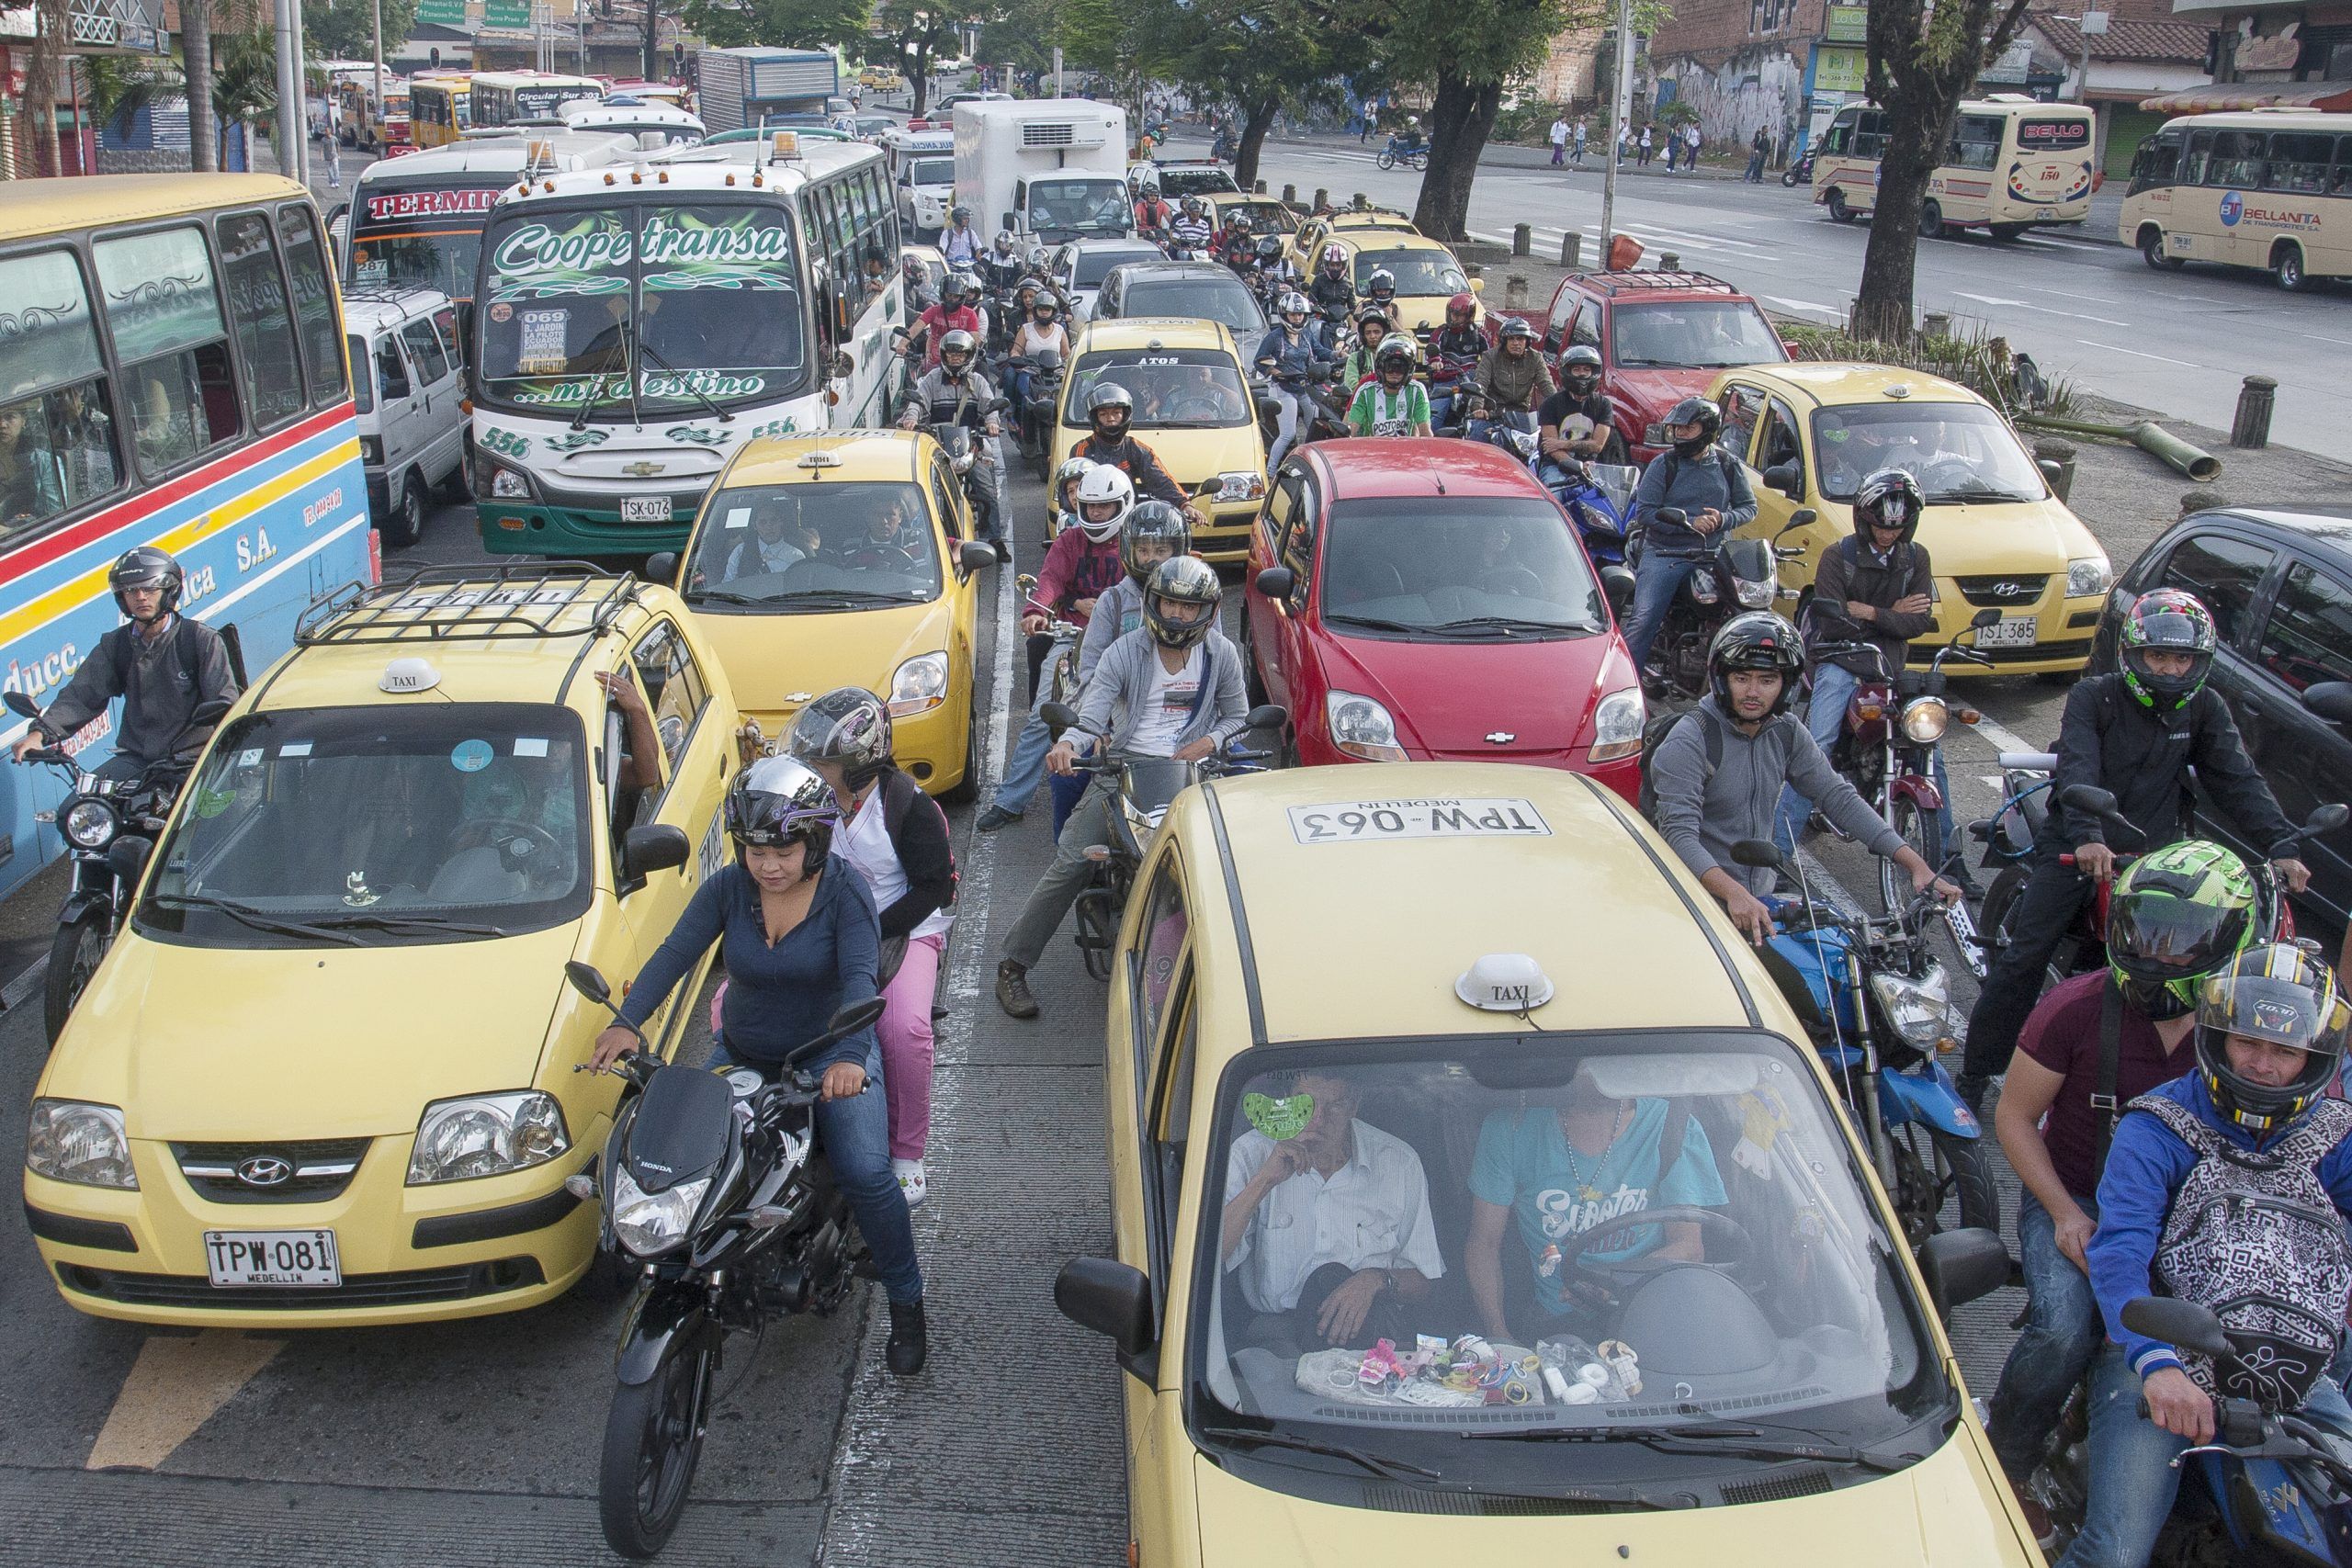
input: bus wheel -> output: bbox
[2141,225,2185,271]
[1917,199,1945,239]
[1826,188,1856,223]
[2274,242,2309,291]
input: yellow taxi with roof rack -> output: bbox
[1055,761,2036,1567]
[650,428,994,798]
[23,564,737,1325]
[1286,211,1482,333]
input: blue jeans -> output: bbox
[708,1038,922,1306]
[1988,1191,2104,1482]
[1623,553,1701,672]
[989,705,1055,817]
[1772,660,1957,856]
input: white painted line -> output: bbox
[0,951,48,1013]
[1970,708,2040,761]
[942,561,1016,1010]
[1766,295,1846,319]
[2075,339,2201,367]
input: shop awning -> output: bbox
[2141,81,2352,114]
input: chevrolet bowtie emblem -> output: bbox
[621,460,666,478]
[1486,731,1515,744]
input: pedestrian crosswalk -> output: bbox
[1471,220,1785,266]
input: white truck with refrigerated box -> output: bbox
[951,97,1131,247]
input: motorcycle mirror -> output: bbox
[1780,509,1816,533]
[1656,507,1688,528]
[1039,699,1083,730]
[187,697,233,728]
[830,996,888,1036]
[1244,704,1287,732]
[2302,681,2352,728]
[1015,572,1039,594]
[2120,1295,2230,1358]
[1970,607,2004,630]
[2058,783,2121,819]
[1599,565,1635,616]
[564,961,615,1008]
[1729,838,1785,870]
[2,689,38,720]
[2304,802,2350,836]
[989,396,1012,412]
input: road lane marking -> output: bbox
[1766,295,1846,319]
[2075,339,2201,367]
[1951,290,2131,328]
[943,559,1015,1011]
[86,1330,284,1471]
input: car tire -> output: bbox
[2140,224,2185,271]
[2274,242,2308,292]
[1826,187,1856,224]
[1990,222,2029,242]
[42,909,109,1047]
[382,471,426,549]
[1917,199,1944,240]
[1244,637,1270,709]
[940,690,983,806]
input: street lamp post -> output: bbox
[1598,0,1634,268]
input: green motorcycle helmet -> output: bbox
[2106,840,2259,1020]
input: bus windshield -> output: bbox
[475,200,807,416]
[347,178,509,299]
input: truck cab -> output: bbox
[952,97,1132,245]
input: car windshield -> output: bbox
[1074,245,1162,288]
[1321,497,1606,636]
[1065,347,1250,429]
[347,232,481,301]
[910,156,954,186]
[1124,279,1262,337]
[682,479,941,606]
[1352,248,1465,296]
[1027,178,1131,238]
[1189,1032,1952,1495]
[136,704,592,946]
[1157,166,1237,197]
[1810,401,2048,503]
[1610,301,1787,369]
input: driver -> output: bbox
[1154,363,1241,424]
[1465,1065,1725,1343]
[828,490,926,569]
[1219,1067,1444,1354]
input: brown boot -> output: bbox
[996,960,1039,1020]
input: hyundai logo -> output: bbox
[1486,731,1516,745]
[1985,581,2034,599]
[235,1155,294,1188]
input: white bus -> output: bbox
[469,72,604,129]
[1813,96,2096,238]
[879,125,955,238]
[557,97,706,148]
[467,133,903,555]
[2120,111,2352,290]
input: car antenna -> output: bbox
[1432,473,1446,494]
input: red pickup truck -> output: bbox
[1504,270,1791,464]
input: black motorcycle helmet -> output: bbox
[1665,395,1722,459]
[109,545,185,621]
[1087,381,1134,439]
[2192,942,2350,1134]
[1560,344,1602,397]
[723,755,842,863]
[1254,234,1283,261]
[1706,611,1803,716]
[1498,317,1537,354]
[1354,303,1391,335]
[1120,499,1192,584]
[1374,336,1416,383]
[1852,467,1925,547]
[786,687,895,792]
[1144,555,1221,650]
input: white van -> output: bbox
[345,288,468,548]
[881,125,956,238]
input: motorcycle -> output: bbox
[1039,698,1283,980]
[1548,457,1641,569]
[1633,509,1809,704]
[1377,135,1429,172]
[1455,386,1541,465]
[7,687,232,1043]
[1209,130,1238,163]
[1780,149,1815,187]
[997,350,1064,471]
[562,962,887,1560]
[2031,1294,2352,1566]
[1309,298,1351,357]
[1252,371,1351,455]
[901,387,1010,543]
[1730,837,1995,1253]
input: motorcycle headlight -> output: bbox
[406,1090,570,1184]
[889,651,951,717]
[27,1099,137,1189]
[1589,686,1645,762]
[1687,571,1721,605]
[1900,695,1950,744]
[62,798,118,850]
[1327,689,1407,761]
[2066,554,2112,598]
[1735,576,1775,609]
[610,1167,710,1257]
[1215,470,1266,502]
[1870,966,1960,1052]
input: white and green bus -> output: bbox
[467,134,904,554]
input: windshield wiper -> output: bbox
[148,893,367,946]
[1924,479,2033,502]
[1430,615,1590,636]
[1326,612,1436,635]
[620,318,646,430]
[684,588,770,606]
[633,326,735,424]
[1197,1420,1441,1483]
[307,911,512,937]
[782,588,924,607]
[569,336,631,431]
[1468,1421,1910,1472]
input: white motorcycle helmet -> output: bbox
[1072,464,1136,542]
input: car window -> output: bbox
[631,620,710,774]
[1258,469,1294,559]
[682,479,943,605]
[1759,399,1804,475]
[1718,384,1764,463]
[1132,855,1190,1118]
[432,306,462,367]
[2256,560,2352,693]
[2158,532,2276,648]
[1568,309,1600,351]
[399,316,451,385]
[930,459,962,541]
[1146,963,1197,1285]
[374,334,410,402]
[1279,472,1315,607]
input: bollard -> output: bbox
[2032,439,2076,506]
[1254,178,1267,194]
[1659,251,1679,271]
[1282,183,1295,205]
[1512,222,1532,257]
[1560,231,1581,268]
[2232,374,2277,449]
[1313,187,1328,211]
[1505,274,1529,308]
[1920,310,1952,341]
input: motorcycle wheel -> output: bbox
[1978,863,2086,996]
[1411,152,1428,171]
[1891,1122,2001,1252]
[42,909,110,1047]
[598,1329,715,1560]
[1877,795,1945,915]
[1375,151,1396,171]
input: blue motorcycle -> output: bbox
[1546,457,1641,568]
[1730,837,1996,1254]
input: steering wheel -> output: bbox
[1477,564,1547,599]
[1554,1205,1755,1307]
[1914,456,1973,492]
[447,817,565,875]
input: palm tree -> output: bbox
[184,0,216,173]
[82,24,279,168]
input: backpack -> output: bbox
[1636,702,1794,826]
[2135,1092,2352,1409]
[880,766,956,908]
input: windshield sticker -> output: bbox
[514,738,549,758]
[488,301,514,323]
[237,748,264,768]
[504,368,772,407]
[639,210,794,293]
[516,309,571,375]
[191,785,236,819]
[1285,797,1551,843]
[724,506,752,528]
[450,739,494,773]
[1243,1091,1314,1140]
[279,741,313,758]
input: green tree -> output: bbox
[877,0,966,115]
[183,0,215,173]
[1851,0,2033,339]
[681,0,870,53]
[304,0,422,64]
[1129,0,1365,191]
[975,0,1058,78]
[83,25,282,167]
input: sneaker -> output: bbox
[886,1297,928,1375]
[976,805,1023,833]
[894,1157,929,1209]
[996,959,1039,1020]
[2013,1495,2055,1550]
[992,539,1012,563]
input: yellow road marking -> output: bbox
[85,1330,285,1472]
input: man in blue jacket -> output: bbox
[2072,943,2352,1568]
[1623,395,1757,680]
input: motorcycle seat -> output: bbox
[1997,750,2057,773]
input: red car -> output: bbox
[1241,438,1646,798]
[1515,269,1790,465]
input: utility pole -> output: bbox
[1052,44,1061,98]
[1598,0,1634,268]
[371,0,385,162]
[275,0,304,180]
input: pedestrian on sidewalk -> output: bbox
[1664,129,1679,172]
[1685,123,1702,170]
[1361,103,1376,143]
[1746,125,1769,182]
[1637,125,1653,166]
[1573,118,1587,164]
[1549,113,1568,166]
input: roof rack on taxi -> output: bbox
[296,562,644,647]
[1568,269,1742,296]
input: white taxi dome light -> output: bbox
[381,657,442,694]
[1455,953,1555,1012]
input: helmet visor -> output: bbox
[2108,892,2249,983]
[1150,594,1216,631]
[2202,972,2352,1057]
[2132,605,2209,652]
[731,793,834,846]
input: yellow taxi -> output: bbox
[1290,218,1481,333]
[651,430,994,798]
[1203,191,1298,240]
[1056,761,2035,1568]
[1058,316,1269,563]
[1710,363,2109,675]
[24,567,737,1325]
[858,65,903,89]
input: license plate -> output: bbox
[1287,797,1552,845]
[204,1229,340,1288]
[620,496,672,523]
[1976,615,2040,649]
[2034,209,2059,222]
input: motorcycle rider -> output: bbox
[996,554,1247,1020]
[1648,612,1958,946]
[1133,180,1171,236]
[902,271,986,371]
[1537,344,1615,488]
[1984,844,2260,1536]
[898,329,1006,556]
[979,462,1134,836]
[1250,234,1302,302]
[899,253,938,314]
[1958,587,2309,1111]
[591,755,928,1375]
[1006,293,1068,432]
[1622,395,1758,680]
[1472,317,1555,431]
[14,547,238,775]
[1362,267,1402,330]
[1169,196,1215,256]
[1340,306,1394,391]
[940,203,982,270]
[1392,114,1425,153]
[2069,942,2352,1568]
[1066,382,1204,525]
[1306,243,1356,345]
[1078,500,1192,688]
[1424,292,1489,431]
[1346,337,1431,437]
[981,230,1026,290]
[1214,211,1253,268]
[1771,467,1956,862]
[1255,290,1335,473]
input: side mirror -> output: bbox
[619,823,691,880]
[1730,837,1785,871]
[1253,566,1295,600]
[4,689,40,719]
[831,996,888,1036]
[1016,572,1039,594]
[2306,802,2351,836]
[1918,1227,2012,1316]
[564,960,614,1007]
[1656,507,1687,529]
[1054,1256,1157,1373]
[1001,210,1016,232]
[1600,564,1635,616]
[188,697,233,728]
[1761,462,1800,499]
[2058,783,2120,819]
[2120,1294,2231,1358]
[958,539,997,575]
[106,834,153,886]
[1970,606,2003,631]
[1039,699,1082,730]
[644,551,679,584]
[1468,276,1485,294]
[1255,395,1282,423]
[2303,681,2352,727]
[1244,703,1287,732]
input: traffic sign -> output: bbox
[415,0,465,23]
[483,0,530,27]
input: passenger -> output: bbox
[0,397,63,526]
[722,503,817,581]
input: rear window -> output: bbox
[2017,116,2091,152]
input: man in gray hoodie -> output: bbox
[1649,611,1956,943]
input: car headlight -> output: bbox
[1327,690,1407,761]
[358,434,383,465]
[1870,966,1960,1052]
[889,652,951,716]
[406,1090,570,1184]
[27,1099,137,1189]
[1214,470,1266,502]
[61,798,117,850]
[1589,686,1645,762]
[610,1167,709,1257]
[1735,575,1775,609]
[2066,554,2112,598]
[1900,695,1949,745]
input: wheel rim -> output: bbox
[2281,252,2302,287]
[62,922,105,1010]
[1919,203,1940,237]
[633,1347,705,1528]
